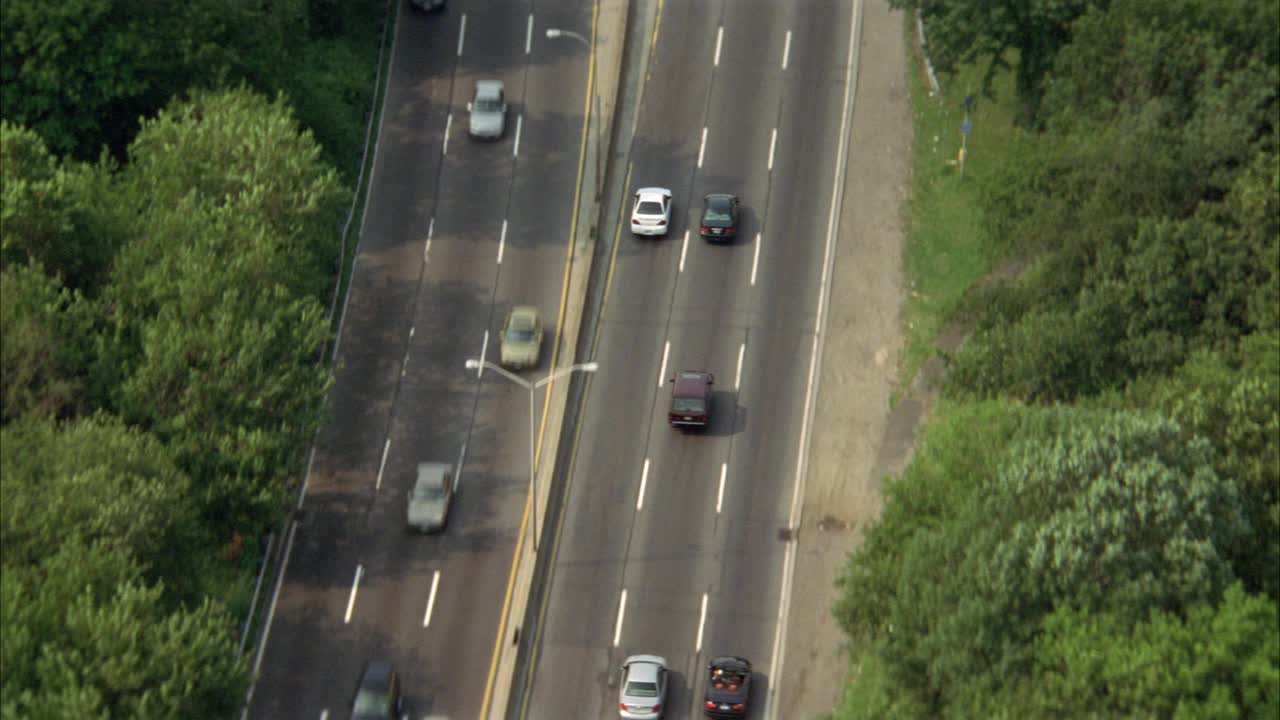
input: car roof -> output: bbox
[475,80,504,96]
[415,463,449,490]
[360,660,394,690]
[672,371,710,397]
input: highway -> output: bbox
[247,0,596,717]
[518,1,859,718]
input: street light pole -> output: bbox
[464,359,599,552]
[546,28,604,200]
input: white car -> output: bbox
[630,187,673,236]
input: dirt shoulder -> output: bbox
[774,1,914,717]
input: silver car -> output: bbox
[619,655,668,719]
[468,80,507,139]
[406,462,453,533]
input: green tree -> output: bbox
[0,541,248,720]
[889,0,1103,122]
[1031,585,1280,718]
[0,414,200,589]
[0,122,119,291]
[0,264,94,423]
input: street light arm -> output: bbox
[467,359,534,390]
[532,362,600,389]
[545,28,590,47]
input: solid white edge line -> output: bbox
[375,438,391,490]
[716,463,727,514]
[768,127,778,170]
[457,13,466,56]
[766,2,864,718]
[443,113,451,156]
[613,589,628,647]
[658,341,670,387]
[344,564,363,624]
[695,592,709,651]
[525,13,533,54]
[751,232,761,286]
[513,115,523,157]
[714,26,724,66]
[782,30,792,70]
[478,330,489,376]
[697,127,708,168]
[637,458,650,511]
[423,570,441,627]
[679,229,689,272]
[735,343,745,390]
[497,219,508,264]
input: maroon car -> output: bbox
[668,371,714,429]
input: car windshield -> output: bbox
[672,398,705,413]
[506,328,536,342]
[353,689,389,715]
[637,200,664,215]
[415,484,444,499]
[704,204,731,222]
[625,680,659,697]
[475,98,502,112]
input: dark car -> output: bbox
[409,0,445,11]
[352,661,402,719]
[699,193,739,241]
[703,656,752,718]
[668,371,714,430]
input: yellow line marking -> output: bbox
[478,0,599,716]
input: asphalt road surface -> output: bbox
[519,1,858,718]
[248,1,595,718]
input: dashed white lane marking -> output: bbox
[457,13,467,56]
[751,232,761,286]
[376,439,391,490]
[613,589,628,647]
[443,113,452,156]
[513,115,523,157]
[497,220,508,264]
[782,30,792,70]
[525,14,533,54]
[477,331,489,376]
[402,326,414,377]
[716,463,727,514]
[344,564,363,624]
[768,127,778,170]
[735,342,745,390]
[695,592,709,651]
[423,570,441,627]
[637,458,651,511]
[697,127,708,168]
[714,26,724,66]
[658,341,670,387]
[320,710,328,720]
[679,229,689,273]
[424,218,434,263]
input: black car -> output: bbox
[703,656,752,718]
[700,193,740,241]
[409,0,445,11]
[352,661,402,719]
[668,371,714,430]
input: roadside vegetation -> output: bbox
[833,0,1280,717]
[1,1,390,715]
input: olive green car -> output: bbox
[500,306,543,370]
